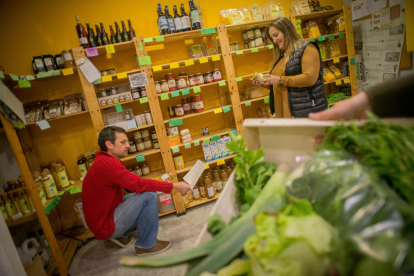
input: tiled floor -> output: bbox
[68,201,215,276]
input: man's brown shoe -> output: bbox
[109,237,134,248]
[135,240,171,256]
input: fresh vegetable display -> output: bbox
[206,214,227,236]
[327,92,350,104]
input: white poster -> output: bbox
[352,12,405,90]
[352,0,387,21]
[372,4,401,31]
[390,0,405,9]
[75,57,101,84]
[129,72,148,89]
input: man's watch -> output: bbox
[279,76,283,85]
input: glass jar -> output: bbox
[165,73,177,91]
[62,49,74,68]
[107,98,114,105]
[191,95,204,113]
[182,98,192,114]
[144,110,153,125]
[175,104,184,117]
[161,80,169,92]
[143,137,153,149]
[189,75,197,87]
[108,68,116,75]
[128,141,137,153]
[154,81,162,94]
[177,76,188,89]
[111,87,117,95]
[198,174,207,198]
[125,94,131,101]
[234,41,240,51]
[230,43,235,52]
[254,35,263,47]
[119,95,126,103]
[100,89,107,97]
[204,72,213,83]
[141,129,150,139]
[101,70,108,76]
[248,38,256,48]
[153,139,160,149]
[113,97,120,104]
[131,89,140,100]
[253,28,261,37]
[151,131,157,140]
[135,139,145,152]
[195,73,204,85]
[167,106,175,118]
[203,174,215,199]
[133,130,142,140]
[140,162,151,176]
[213,69,222,81]
[246,29,254,39]
[140,114,147,125]
[100,99,107,107]
[140,87,147,97]
[133,165,143,176]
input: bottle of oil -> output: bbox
[55,164,70,189]
[198,173,207,198]
[22,188,35,212]
[16,189,30,214]
[8,191,22,214]
[77,155,88,178]
[43,168,57,193]
[33,173,48,206]
[203,173,215,199]
[40,172,57,200]
[212,167,223,193]
[0,193,10,219]
[192,182,201,200]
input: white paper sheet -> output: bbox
[352,0,387,21]
[390,0,405,9]
[129,72,148,88]
[0,82,25,123]
[183,160,206,189]
[372,5,401,32]
[75,57,101,83]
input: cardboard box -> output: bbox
[167,127,180,146]
[202,142,213,162]
[222,135,232,155]
[217,138,228,158]
[209,141,220,160]
[24,255,47,276]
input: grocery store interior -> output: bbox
[1,0,413,275]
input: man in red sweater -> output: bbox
[82,126,191,256]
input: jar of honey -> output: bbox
[140,162,151,176]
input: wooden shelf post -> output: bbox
[0,113,68,276]
[343,6,359,96]
[72,47,106,137]
[217,24,245,137]
[133,37,186,216]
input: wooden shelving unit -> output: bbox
[176,155,237,174]
[163,105,232,124]
[25,111,89,126]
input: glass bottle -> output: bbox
[213,167,223,193]
[165,5,176,34]
[56,164,70,189]
[188,0,201,30]
[8,191,22,214]
[109,25,117,44]
[75,15,89,48]
[86,23,97,47]
[127,19,136,39]
[121,20,129,42]
[6,180,17,192]
[34,173,48,206]
[192,182,201,200]
[100,22,110,45]
[198,173,207,198]
[77,155,88,178]
[125,111,131,120]
[1,192,15,217]
[220,166,229,188]
[41,172,57,200]
[40,163,49,172]
[23,188,35,212]
[180,3,191,32]
[50,163,61,190]
[56,159,69,179]
[16,177,25,189]
[157,3,169,35]
[173,5,183,33]
[16,189,30,214]
[114,21,123,43]
[0,193,10,220]
[95,24,103,46]
[43,168,57,193]
[203,173,215,199]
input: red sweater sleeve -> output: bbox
[95,154,173,194]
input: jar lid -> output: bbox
[166,73,174,75]
[33,56,42,59]
[189,75,195,77]
[153,139,158,142]
[101,70,107,72]
[161,79,166,81]
[180,72,187,74]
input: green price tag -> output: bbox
[350,59,356,65]
[136,155,145,162]
[309,38,315,42]
[25,75,35,80]
[144,37,153,43]
[185,143,191,149]
[181,88,190,95]
[317,36,325,41]
[203,138,210,144]
[37,72,47,78]
[338,32,345,38]
[160,93,169,100]
[268,45,274,49]
[44,72,53,77]
[329,34,335,41]
[222,106,231,113]
[52,70,61,76]
[264,96,270,103]
[229,129,237,136]
[115,103,123,112]
[172,146,180,153]
[251,48,259,53]
[236,50,243,55]
[194,140,200,146]
[218,80,226,86]
[140,97,148,103]
[70,186,82,195]
[139,42,143,50]
[171,91,180,97]
[193,86,201,93]
[236,77,242,82]
[211,135,221,141]
[138,56,152,65]
[0,71,4,78]
[58,191,65,196]
[209,27,217,34]
[18,80,31,88]
[201,28,210,35]
[169,119,183,127]
[9,73,19,81]
[245,101,251,106]
[93,78,102,84]
[155,36,165,42]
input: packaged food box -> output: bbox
[202,142,213,162]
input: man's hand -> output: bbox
[173,182,191,195]
[309,92,372,121]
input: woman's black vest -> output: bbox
[269,41,328,117]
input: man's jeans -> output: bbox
[109,192,159,248]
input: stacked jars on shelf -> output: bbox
[179,161,235,207]
[1,178,35,220]
[128,161,152,177]
[128,128,159,156]
[99,87,132,107]
[241,27,267,50]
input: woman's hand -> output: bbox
[262,74,280,85]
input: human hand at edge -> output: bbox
[309,92,372,121]
[173,181,191,195]
[262,74,280,85]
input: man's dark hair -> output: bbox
[98,126,127,152]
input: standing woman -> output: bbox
[252,17,328,118]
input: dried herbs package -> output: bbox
[335,16,345,32]
[329,65,343,79]
[44,99,62,119]
[187,44,206,58]
[64,93,84,115]
[317,42,328,59]
[326,40,341,57]
[238,7,253,23]
[203,37,218,56]
[250,4,264,21]
[306,20,321,38]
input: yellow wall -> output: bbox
[0,0,343,75]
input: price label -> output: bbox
[105,44,115,54]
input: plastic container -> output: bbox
[157,192,176,214]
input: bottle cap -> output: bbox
[41,172,48,178]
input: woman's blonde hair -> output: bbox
[265,17,305,68]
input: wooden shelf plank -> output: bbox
[5,212,38,227]
[322,54,348,62]
[226,19,275,32]
[11,68,78,88]
[171,128,233,149]
[141,168,166,180]
[25,111,89,126]
[62,227,94,241]
[159,209,176,217]
[163,105,232,124]
[153,54,223,71]
[187,192,220,209]
[231,45,272,56]
[145,29,217,45]
[91,41,136,56]
[100,97,150,110]
[176,154,236,174]
[241,96,268,105]
[96,68,141,85]
[237,73,349,86]
[126,124,155,133]
[324,76,349,85]
[121,148,161,162]
[294,9,344,21]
